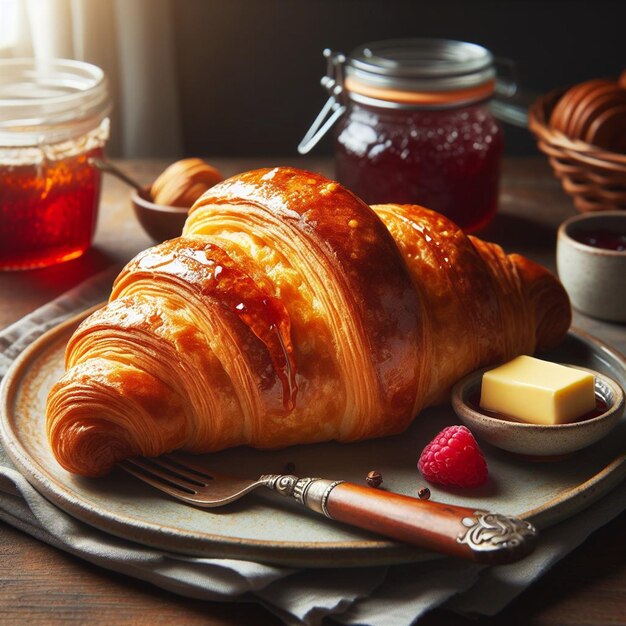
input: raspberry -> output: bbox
[418,425,488,487]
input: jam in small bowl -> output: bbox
[557,211,626,322]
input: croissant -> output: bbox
[46,167,571,476]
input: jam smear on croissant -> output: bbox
[128,238,298,411]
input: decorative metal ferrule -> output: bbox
[259,474,344,518]
[456,510,538,564]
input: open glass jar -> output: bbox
[299,39,513,232]
[0,58,111,270]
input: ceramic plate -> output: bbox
[1,310,625,567]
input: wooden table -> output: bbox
[0,157,624,625]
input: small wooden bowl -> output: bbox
[131,187,189,242]
[528,88,626,213]
[451,365,624,457]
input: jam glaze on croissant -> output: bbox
[46,167,571,476]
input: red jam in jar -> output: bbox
[0,59,110,270]
[335,101,503,232]
[0,148,105,269]
[301,40,507,232]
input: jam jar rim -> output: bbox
[346,38,495,89]
[345,39,497,109]
[0,57,111,147]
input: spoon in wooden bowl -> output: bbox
[91,157,223,241]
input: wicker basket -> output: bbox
[528,88,626,213]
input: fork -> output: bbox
[119,455,537,564]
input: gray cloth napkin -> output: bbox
[0,269,624,626]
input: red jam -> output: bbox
[0,58,110,271]
[0,149,104,270]
[197,246,298,412]
[335,101,503,232]
[572,228,626,251]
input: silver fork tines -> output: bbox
[120,457,213,496]
[119,456,273,507]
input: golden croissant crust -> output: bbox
[46,167,571,476]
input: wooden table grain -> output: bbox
[0,157,624,626]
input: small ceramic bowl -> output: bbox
[557,211,626,322]
[131,187,189,242]
[451,365,624,457]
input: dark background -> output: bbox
[169,0,625,158]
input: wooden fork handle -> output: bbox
[259,474,537,564]
[324,482,536,564]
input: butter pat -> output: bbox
[480,356,596,425]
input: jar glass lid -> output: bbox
[0,58,111,146]
[346,38,496,95]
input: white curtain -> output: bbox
[1,0,183,157]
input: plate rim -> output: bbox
[1,310,625,567]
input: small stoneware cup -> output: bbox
[557,211,626,322]
[451,365,624,457]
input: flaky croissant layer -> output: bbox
[46,167,571,476]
